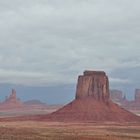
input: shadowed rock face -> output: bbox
[76,71,109,102]
[135,89,140,102]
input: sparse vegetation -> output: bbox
[0,121,140,140]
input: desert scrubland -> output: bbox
[0,121,140,140]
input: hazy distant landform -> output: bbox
[0,78,140,118]
[0,89,62,117]
[110,89,140,116]
[0,70,140,140]
[0,70,139,122]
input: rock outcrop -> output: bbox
[110,90,124,104]
[0,89,23,109]
[41,70,140,122]
[76,71,109,102]
[110,89,140,116]
[135,89,140,102]
[0,70,140,122]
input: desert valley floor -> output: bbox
[0,121,140,140]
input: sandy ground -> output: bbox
[0,121,140,140]
[0,109,56,118]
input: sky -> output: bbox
[0,0,140,103]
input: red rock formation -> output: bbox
[76,71,109,102]
[135,89,140,102]
[110,90,124,104]
[0,71,139,122]
[109,89,140,116]
[0,89,23,109]
[41,70,140,122]
[118,89,140,115]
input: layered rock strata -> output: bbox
[1,71,140,122]
[42,70,140,122]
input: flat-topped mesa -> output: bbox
[84,70,106,76]
[76,70,110,102]
[1,70,140,122]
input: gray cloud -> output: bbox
[0,0,140,91]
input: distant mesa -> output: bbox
[0,89,23,109]
[0,70,140,123]
[23,100,47,109]
[24,100,46,106]
[135,89,140,102]
[110,89,140,115]
[40,70,140,122]
[110,90,124,104]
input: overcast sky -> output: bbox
[0,0,140,102]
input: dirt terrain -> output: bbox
[0,121,140,140]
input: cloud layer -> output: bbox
[0,0,140,93]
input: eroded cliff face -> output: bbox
[43,70,140,122]
[75,71,109,102]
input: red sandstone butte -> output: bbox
[0,89,23,109]
[42,70,140,122]
[120,89,140,114]
[76,71,109,102]
[0,70,140,122]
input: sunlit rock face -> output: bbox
[76,71,109,102]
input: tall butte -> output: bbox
[43,70,140,122]
[1,70,139,122]
[0,89,23,109]
[75,71,109,102]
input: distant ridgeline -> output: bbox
[0,89,47,110]
[110,89,140,115]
